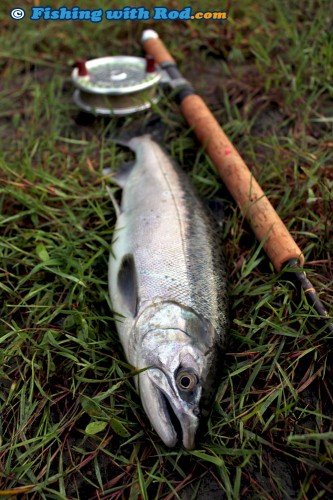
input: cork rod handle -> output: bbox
[142,30,175,64]
[142,31,304,272]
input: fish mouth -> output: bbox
[158,388,197,450]
[159,391,183,444]
[139,368,198,449]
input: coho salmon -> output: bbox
[108,135,228,449]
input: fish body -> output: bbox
[109,135,228,449]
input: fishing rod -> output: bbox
[141,29,333,334]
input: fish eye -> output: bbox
[176,371,198,391]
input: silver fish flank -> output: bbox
[108,135,228,449]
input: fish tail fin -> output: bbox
[104,134,155,190]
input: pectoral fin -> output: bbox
[117,254,138,317]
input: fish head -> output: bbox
[133,303,220,449]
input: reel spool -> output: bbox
[72,55,161,116]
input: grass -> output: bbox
[1,0,333,498]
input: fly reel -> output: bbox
[72,55,161,116]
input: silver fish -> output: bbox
[108,135,228,449]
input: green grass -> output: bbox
[1,0,333,498]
